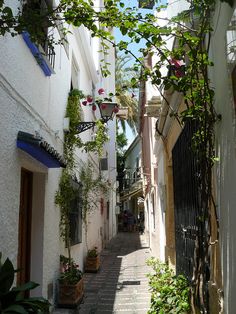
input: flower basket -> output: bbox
[85,247,100,272]
[57,255,84,308]
[85,255,100,272]
[58,278,84,308]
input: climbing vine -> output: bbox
[65,89,110,158]
[1,0,233,312]
[79,160,110,249]
[55,89,110,260]
[79,160,109,223]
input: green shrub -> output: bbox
[147,258,190,314]
[0,252,50,313]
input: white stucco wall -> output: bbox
[0,2,116,307]
[0,26,70,304]
[208,2,236,313]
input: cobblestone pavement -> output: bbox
[54,232,151,314]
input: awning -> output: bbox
[17,131,66,168]
[120,187,143,202]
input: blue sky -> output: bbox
[114,0,167,146]
[114,1,147,146]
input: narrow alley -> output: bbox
[55,232,151,314]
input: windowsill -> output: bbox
[22,31,55,77]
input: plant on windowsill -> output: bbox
[57,255,84,308]
[84,247,100,273]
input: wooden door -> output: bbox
[17,168,33,286]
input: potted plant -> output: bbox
[57,255,84,308]
[0,252,50,313]
[85,247,100,272]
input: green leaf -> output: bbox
[2,6,13,18]
[0,258,15,295]
[3,305,28,314]
[12,281,39,293]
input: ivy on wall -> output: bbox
[55,89,110,260]
[1,0,233,311]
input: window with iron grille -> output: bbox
[22,0,55,75]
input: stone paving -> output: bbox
[54,232,151,314]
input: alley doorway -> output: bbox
[17,168,33,286]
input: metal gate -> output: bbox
[172,121,200,281]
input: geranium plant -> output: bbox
[87,247,98,258]
[81,88,119,114]
[59,255,83,285]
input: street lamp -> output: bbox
[76,102,118,134]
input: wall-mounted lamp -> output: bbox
[77,102,118,133]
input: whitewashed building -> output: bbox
[141,0,236,312]
[0,0,117,308]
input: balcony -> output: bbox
[118,167,143,195]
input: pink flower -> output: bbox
[170,58,182,68]
[101,103,107,110]
[98,88,105,95]
[87,96,93,103]
[113,106,119,114]
[82,100,87,106]
[92,104,97,111]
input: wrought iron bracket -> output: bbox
[76,117,112,134]
[76,121,96,133]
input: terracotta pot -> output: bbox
[85,255,100,272]
[58,278,84,308]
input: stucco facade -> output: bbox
[0,1,116,308]
[209,1,236,312]
[139,0,235,312]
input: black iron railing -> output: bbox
[123,168,142,189]
[172,121,201,281]
[42,35,55,69]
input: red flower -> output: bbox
[82,100,87,106]
[175,69,183,78]
[92,104,97,111]
[98,88,105,95]
[101,103,107,110]
[113,106,119,113]
[87,96,93,103]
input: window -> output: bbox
[69,180,83,245]
[232,66,236,109]
[99,158,108,171]
[107,201,110,220]
[71,56,80,89]
[22,0,55,75]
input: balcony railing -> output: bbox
[118,167,142,192]
[41,35,56,69]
